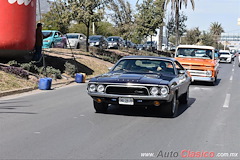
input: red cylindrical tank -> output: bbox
[0,0,36,58]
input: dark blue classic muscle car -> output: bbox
[87,56,191,117]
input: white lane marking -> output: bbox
[34,131,41,134]
[223,94,231,108]
[230,75,233,81]
[191,87,212,90]
[232,68,234,72]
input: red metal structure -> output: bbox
[0,0,36,58]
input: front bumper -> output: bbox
[191,76,215,82]
[88,92,173,106]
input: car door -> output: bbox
[174,61,190,96]
[53,32,62,47]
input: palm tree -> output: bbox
[166,0,195,45]
[210,22,224,36]
[210,22,224,49]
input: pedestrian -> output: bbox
[33,23,50,61]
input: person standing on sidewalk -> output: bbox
[33,23,51,61]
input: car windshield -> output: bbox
[42,31,53,37]
[176,48,214,59]
[111,59,175,75]
[66,35,79,39]
[107,37,119,42]
[146,41,155,45]
[89,36,100,40]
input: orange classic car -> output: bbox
[175,45,219,85]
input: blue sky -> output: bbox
[130,0,240,33]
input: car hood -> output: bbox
[90,73,174,85]
[175,57,215,66]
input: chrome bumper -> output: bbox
[88,92,172,101]
[191,76,215,82]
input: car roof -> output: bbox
[90,35,102,37]
[121,56,176,61]
[177,45,215,50]
[66,33,83,35]
[42,30,58,32]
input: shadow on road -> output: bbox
[102,98,196,118]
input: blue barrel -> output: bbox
[38,78,52,90]
[75,73,83,83]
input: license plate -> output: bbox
[119,97,134,105]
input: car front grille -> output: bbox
[106,86,149,95]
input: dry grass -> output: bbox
[0,71,37,92]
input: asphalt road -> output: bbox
[0,59,240,160]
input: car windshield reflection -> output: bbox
[111,59,175,75]
[176,48,213,59]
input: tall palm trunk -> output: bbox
[175,1,180,45]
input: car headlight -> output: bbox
[160,87,169,97]
[97,84,105,93]
[88,84,96,92]
[150,87,159,96]
[206,70,212,76]
[95,42,99,45]
[43,40,50,42]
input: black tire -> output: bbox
[211,76,217,86]
[51,43,54,48]
[93,100,108,113]
[63,43,67,49]
[164,93,179,118]
[179,87,189,104]
[238,63,240,67]
[76,43,80,49]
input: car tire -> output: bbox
[179,87,189,104]
[76,43,80,49]
[63,43,67,49]
[93,100,108,113]
[51,43,54,48]
[164,93,179,118]
[211,76,217,86]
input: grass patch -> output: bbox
[0,71,37,92]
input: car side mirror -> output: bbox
[108,67,112,71]
[178,70,185,74]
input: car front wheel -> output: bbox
[164,93,179,118]
[93,100,108,113]
[179,87,189,104]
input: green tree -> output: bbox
[200,31,214,46]
[210,22,224,48]
[185,27,201,44]
[108,0,134,41]
[135,0,165,51]
[69,23,88,35]
[166,12,187,44]
[67,0,107,52]
[166,0,194,45]
[41,0,70,33]
[95,21,118,37]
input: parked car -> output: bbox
[175,45,219,85]
[107,36,124,49]
[65,33,86,49]
[87,56,191,117]
[42,30,67,49]
[125,40,136,49]
[143,41,157,51]
[136,44,144,50]
[219,50,232,63]
[89,35,108,49]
